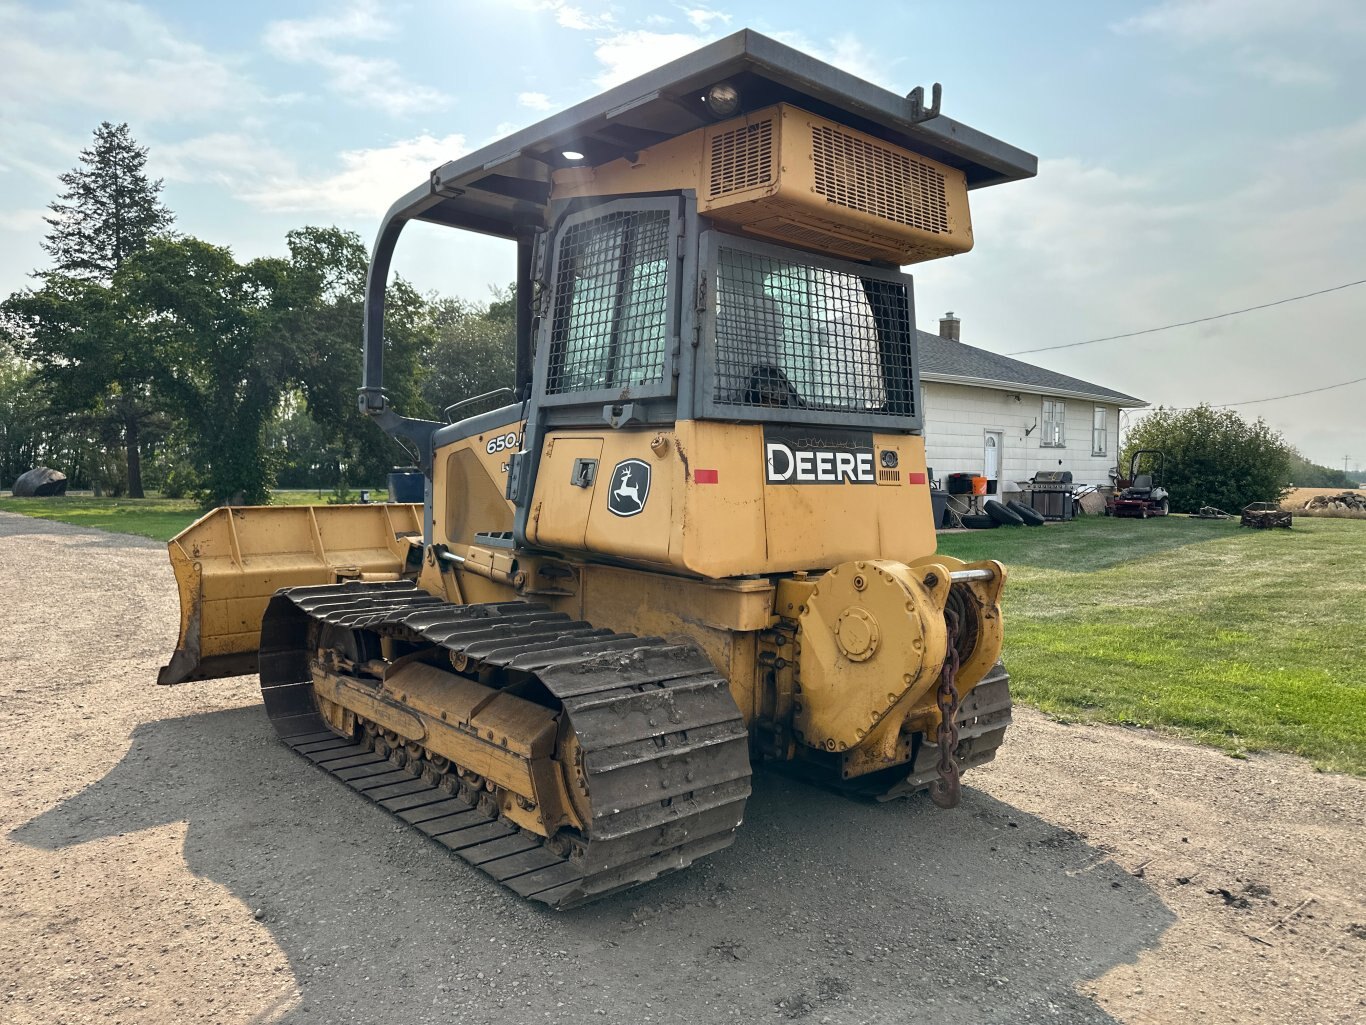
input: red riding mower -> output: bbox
[1107,449,1170,518]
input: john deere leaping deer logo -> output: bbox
[607,458,651,517]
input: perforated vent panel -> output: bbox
[708,118,776,198]
[811,124,949,233]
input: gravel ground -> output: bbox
[1,511,1362,1025]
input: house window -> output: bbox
[1092,407,1108,455]
[1042,399,1065,447]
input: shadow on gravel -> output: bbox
[13,707,1174,1025]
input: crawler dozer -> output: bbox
[160,31,1036,908]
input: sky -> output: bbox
[2,0,1363,469]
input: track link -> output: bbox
[257,581,751,909]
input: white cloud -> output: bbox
[150,129,468,222]
[153,133,297,191]
[260,1,392,59]
[239,133,468,219]
[915,118,1366,463]
[0,1,257,123]
[974,158,1184,283]
[767,30,887,83]
[592,30,713,89]
[682,7,731,32]
[502,0,613,30]
[263,1,447,117]
[518,91,553,111]
[554,5,600,30]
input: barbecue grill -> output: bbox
[1028,470,1074,521]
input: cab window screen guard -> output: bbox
[700,233,920,430]
[546,208,672,396]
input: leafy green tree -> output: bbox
[420,289,518,421]
[0,351,44,488]
[1122,405,1291,513]
[1,271,178,496]
[283,226,434,488]
[43,122,175,281]
[122,236,317,505]
[1286,450,1354,489]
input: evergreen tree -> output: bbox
[18,122,176,495]
[43,121,174,281]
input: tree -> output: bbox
[43,122,174,281]
[124,237,316,505]
[1122,405,1292,513]
[283,226,434,488]
[2,269,176,497]
[1286,449,1354,489]
[0,350,44,488]
[6,123,178,496]
[420,289,518,420]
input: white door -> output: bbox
[984,431,1003,493]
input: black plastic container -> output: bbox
[387,467,425,503]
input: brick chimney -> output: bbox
[939,311,960,341]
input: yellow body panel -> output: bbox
[552,103,972,265]
[519,420,936,578]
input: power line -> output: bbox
[1124,373,1366,417]
[1007,277,1366,355]
[1212,374,1366,408]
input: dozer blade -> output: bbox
[158,504,422,684]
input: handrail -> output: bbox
[444,387,515,423]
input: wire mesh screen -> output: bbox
[546,209,672,396]
[712,245,915,418]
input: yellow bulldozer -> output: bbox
[159,30,1036,908]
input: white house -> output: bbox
[919,313,1146,494]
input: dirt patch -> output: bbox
[1,512,1363,1025]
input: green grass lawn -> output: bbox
[939,516,1366,774]
[0,489,387,542]
[0,495,204,541]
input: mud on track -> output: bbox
[1,511,1362,1024]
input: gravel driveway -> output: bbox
[1,511,1361,1024]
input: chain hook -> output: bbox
[929,607,962,809]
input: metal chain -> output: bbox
[929,608,962,809]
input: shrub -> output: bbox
[1123,405,1291,513]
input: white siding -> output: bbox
[921,382,1123,491]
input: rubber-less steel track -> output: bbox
[257,581,752,909]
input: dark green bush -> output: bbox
[1122,405,1291,513]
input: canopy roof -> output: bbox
[381,28,1038,240]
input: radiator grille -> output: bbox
[546,209,671,395]
[708,118,776,198]
[811,124,950,233]
[712,245,915,419]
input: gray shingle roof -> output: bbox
[916,330,1145,406]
